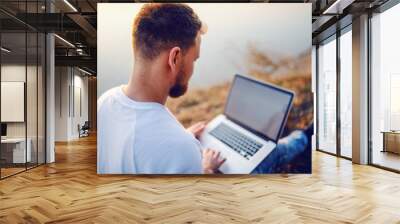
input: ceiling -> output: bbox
[0,0,392,75]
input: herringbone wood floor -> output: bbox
[1,135,400,224]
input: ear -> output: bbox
[168,47,182,74]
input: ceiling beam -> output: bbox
[55,55,96,71]
[322,0,356,14]
[67,13,97,39]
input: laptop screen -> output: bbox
[224,75,294,142]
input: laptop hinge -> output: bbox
[225,116,275,144]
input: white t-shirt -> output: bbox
[97,86,203,174]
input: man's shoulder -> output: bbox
[98,86,120,108]
[138,115,198,148]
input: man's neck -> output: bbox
[123,70,169,105]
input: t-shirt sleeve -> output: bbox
[146,137,203,174]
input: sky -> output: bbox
[97,3,311,96]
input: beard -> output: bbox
[169,70,188,98]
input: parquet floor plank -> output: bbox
[0,135,399,223]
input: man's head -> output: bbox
[132,3,205,98]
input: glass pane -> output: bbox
[38,33,45,165]
[340,29,352,158]
[317,37,337,154]
[27,31,38,169]
[312,46,317,151]
[1,31,27,177]
[371,4,400,171]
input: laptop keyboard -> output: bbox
[209,123,263,160]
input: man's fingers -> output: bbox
[190,121,206,137]
[192,123,202,130]
[193,125,205,135]
[215,151,221,159]
[204,148,214,157]
[218,157,226,167]
[196,124,206,132]
[193,121,205,129]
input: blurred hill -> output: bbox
[167,47,313,138]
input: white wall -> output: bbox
[1,63,46,164]
[71,73,89,138]
[55,67,69,141]
[1,66,26,138]
[55,67,89,141]
[1,65,38,138]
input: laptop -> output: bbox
[199,74,294,174]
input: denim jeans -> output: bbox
[251,130,309,174]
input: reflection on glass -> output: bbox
[371,4,400,171]
[38,33,46,165]
[318,37,337,154]
[27,31,38,169]
[340,29,352,158]
[0,2,46,179]
[1,32,27,177]
[390,75,400,130]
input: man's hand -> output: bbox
[187,121,206,139]
[202,148,226,174]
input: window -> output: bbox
[339,28,352,158]
[370,2,400,171]
[390,74,400,130]
[317,36,337,154]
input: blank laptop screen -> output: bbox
[224,75,293,142]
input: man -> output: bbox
[98,3,224,174]
[98,3,313,174]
